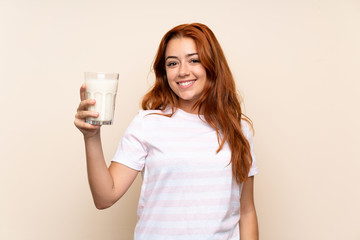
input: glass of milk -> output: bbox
[84,72,119,125]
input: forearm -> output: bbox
[240,209,258,240]
[84,133,116,209]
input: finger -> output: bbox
[86,124,101,130]
[77,98,96,111]
[80,84,86,101]
[74,118,101,130]
[81,120,101,130]
[75,110,99,120]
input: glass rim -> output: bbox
[84,72,119,79]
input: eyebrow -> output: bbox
[165,53,198,61]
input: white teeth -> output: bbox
[179,81,194,86]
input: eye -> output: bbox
[166,61,178,67]
[190,58,201,64]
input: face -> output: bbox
[165,37,207,113]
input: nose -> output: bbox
[179,62,190,77]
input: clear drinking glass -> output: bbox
[84,72,119,125]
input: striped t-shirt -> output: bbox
[112,108,258,240]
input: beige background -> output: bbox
[1,0,359,239]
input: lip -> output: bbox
[176,79,196,84]
[176,79,197,89]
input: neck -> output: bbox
[178,100,200,114]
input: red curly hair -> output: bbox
[142,23,253,184]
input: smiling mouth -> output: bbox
[177,80,196,86]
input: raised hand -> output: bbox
[74,84,101,138]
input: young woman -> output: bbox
[75,23,259,240]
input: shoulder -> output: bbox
[137,108,171,118]
[133,108,172,123]
[124,109,169,137]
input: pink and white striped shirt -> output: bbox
[112,108,258,240]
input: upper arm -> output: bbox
[240,176,256,214]
[109,161,139,201]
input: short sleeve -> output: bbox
[241,120,259,177]
[111,112,148,171]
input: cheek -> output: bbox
[165,71,176,91]
[166,70,177,83]
[194,66,206,78]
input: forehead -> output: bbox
[165,37,198,57]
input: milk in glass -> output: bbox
[85,72,119,125]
